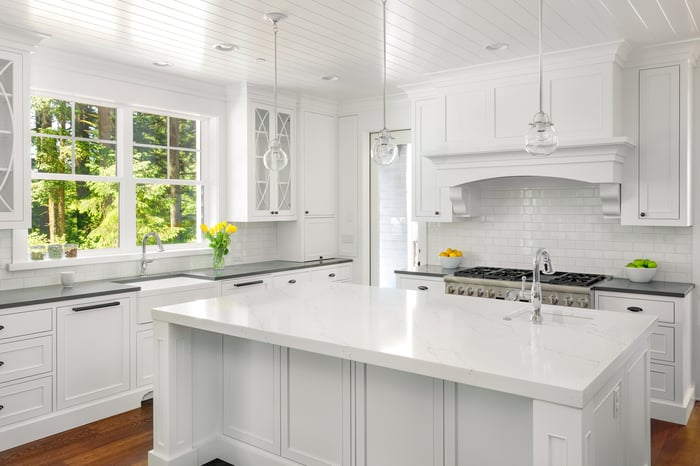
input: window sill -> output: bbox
[7,247,213,272]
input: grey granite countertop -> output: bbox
[0,281,140,310]
[394,265,465,277]
[592,278,694,298]
[0,258,354,310]
[183,258,353,280]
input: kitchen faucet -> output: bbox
[530,248,555,324]
[140,231,165,276]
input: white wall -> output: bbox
[338,94,410,284]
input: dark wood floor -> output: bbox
[1,400,699,465]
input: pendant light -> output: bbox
[525,0,558,157]
[263,12,289,171]
[371,0,398,166]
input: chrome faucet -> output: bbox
[140,231,165,276]
[530,248,555,324]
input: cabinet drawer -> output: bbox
[273,271,312,288]
[311,265,351,283]
[650,363,675,401]
[596,294,675,323]
[220,276,272,296]
[0,336,52,384]
[0,308,52,340]
[396,276,444,294]
[0,376,52,427]
[650,325,674,363]
[137,284,218,324]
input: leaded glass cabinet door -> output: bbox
[275,110,292,214]
[253,106,271,215]
[0,49,26,226]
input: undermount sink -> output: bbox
[114,275,211,293]
[503,306,594,325]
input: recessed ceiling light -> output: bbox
[256,57,267,63]
[214,43,239,52]
[484,42,509,51]
[320,75,339,81]
[152,61,173,67]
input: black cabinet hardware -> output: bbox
[288,279,297,284]
[233,280,265,287]
[417,286,429,291]
[328,273,336,278]
[627,306,643,312]
[72,301,121,312]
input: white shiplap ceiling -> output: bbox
[2,0,699,100]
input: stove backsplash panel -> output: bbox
[427,178,691,283]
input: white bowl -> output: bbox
[625,267,657,283]
[439,256,462,269]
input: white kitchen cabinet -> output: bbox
[228,85,296,222]
[310,263,352,283]
[621,61,692,226]
[0,335,52,384]
[0,376,52,428]
[278,110,338,262]
[591,381,623,466]
[412,97,444,221]
[273,269,312,288]
[135,329,154,387]
[281,348,351,466]
[220,275,272,296]
[56,297,130,409]
[356,363,443,466]
[0,48,29,228]
[595,289,693,424]
[395,273,444,294]
[223,335,281,454]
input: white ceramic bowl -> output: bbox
[439,256,462,269]
[625,267,657,283]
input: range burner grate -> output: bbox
[452,267,606,287]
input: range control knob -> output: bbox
[487,289,496,298]
[477,288,485,297]
[578,297,590,308]
[466,287,474,296]
[548,295,559,305]
[457,287,465,295]
[447,285,455,294]
[563,296,574,307]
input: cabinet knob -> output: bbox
[417,285,428,291]
[0,405,3,411]
[0,361,3,367]
[288,279,297,284]
[434,211,440,215]
[627,306,643,312]
[328,273,336,278]
[305,210,309,214]
[0,325,4,331]
[640,212,646,217]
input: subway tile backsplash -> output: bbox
[0,222,278,291]
[427,178,692,283]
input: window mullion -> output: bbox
[120,107,136,251]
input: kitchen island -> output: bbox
[148,282,656,466]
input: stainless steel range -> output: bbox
[444,266,607,308]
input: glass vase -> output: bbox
[212,248,226,270]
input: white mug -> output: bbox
[60,271,75,288]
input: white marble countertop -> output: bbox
[152,282,656,408]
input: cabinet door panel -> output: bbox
[0,335,52,383]
[223,336,280,454]
[56,298,130,409]
[650,363,675,401]
[358,364,442,466]
[650,325,674,362]
[0,376,52,427]
[0,308,52,340]
[136,329,154,387]
[281,348,350,466]
[303,112,335,216]
[304,218,336,261]
[591,382,623,466]
[413,98,442,220]
[638,65,680,220]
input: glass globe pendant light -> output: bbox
[263,13,289,171]
[525,0,558,157]
[371,0,398,166]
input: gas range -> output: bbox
[444,267,607,308]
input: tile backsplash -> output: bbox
[0,222,278,290]
[426,178,692,283]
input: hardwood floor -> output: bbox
[1,399,699,465]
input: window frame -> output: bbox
[12,93,215,266]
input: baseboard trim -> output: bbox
[652,384,696,425]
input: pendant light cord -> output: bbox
[382,0,387,130]
[273,22,279,125]
[538,0,543,114]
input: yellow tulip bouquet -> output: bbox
[200,221,238,269]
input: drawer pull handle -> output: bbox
[233,280,265,288]
[288,279,297,284]
[328,273,336,278]
[417,286,429,291]
[627,306,643,313]
[72,301,121,312]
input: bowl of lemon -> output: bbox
[439,248,463,269]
